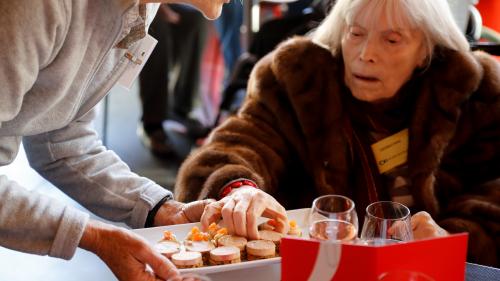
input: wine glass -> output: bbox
[360,201,413,245]
[308,195,359,242]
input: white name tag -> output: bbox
[117,34,158,90]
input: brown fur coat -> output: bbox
[175,37,500,266]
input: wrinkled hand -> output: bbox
[79,220,179,281]
[200,186,288,240]
[154,199,216,226]
[411,211,449,240]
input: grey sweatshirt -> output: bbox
[0,0,170,260]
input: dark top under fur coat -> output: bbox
[175,37,500,266]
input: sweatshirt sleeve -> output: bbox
[0,175,89,260]
[22,108,172,229]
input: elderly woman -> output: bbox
[175,0,500,266]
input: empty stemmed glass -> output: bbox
[308,195,359,242]
[360,201,413,245]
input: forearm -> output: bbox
[0,175,89,260]
[23,112,171,228]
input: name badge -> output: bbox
[370,128,409,174]
[117,34,157,90]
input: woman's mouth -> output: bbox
[353,73,379,82]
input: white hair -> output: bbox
[311,0,470,59]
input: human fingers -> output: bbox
[233,197,251,237]
[263,209,288,234]
[387,220,407,236]
[85,222,179,281]
[200,197,230,231]
[183,199,216,223]
[411,211,448,240]
[221,197,237,234]
[246,195,267,240]
[133,234,180,281]
[261,198,288,234]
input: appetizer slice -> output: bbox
[209,246,241,265]
[258,230,283,254]
[171,251,203,268]
[246,240,276,261]
[155,240,181,259]
[216,235,248,259]
[184,240,215,264]
[212,227,228,243]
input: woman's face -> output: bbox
[341,10,426,102]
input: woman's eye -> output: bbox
[350,31,363,37]
[386,34,402,44]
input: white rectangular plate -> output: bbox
[133,208,310,274]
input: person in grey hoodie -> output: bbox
[0,0,241,280]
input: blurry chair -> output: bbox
[447,0,500,55]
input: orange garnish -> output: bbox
[191,226,200,234]
[289,220,297,228]
[208,222,219,231]
[163,230,174,241]
[216,227,228,236]
[192,233,204,241]
[192,232,210,241]
[202,232,210,240]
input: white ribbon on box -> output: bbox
[308,242,342,281]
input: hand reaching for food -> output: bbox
[200,186,289,240]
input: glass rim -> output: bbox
[365,201,411,221]
[312,194,356,216]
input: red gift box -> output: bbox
[281,233,468,281]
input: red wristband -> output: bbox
[219,179,258,199]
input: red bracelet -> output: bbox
[219,178,258,199]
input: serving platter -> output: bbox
[133,208,310,274]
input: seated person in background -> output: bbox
[175,0,500,266]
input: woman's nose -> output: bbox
[359,37,379,63]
